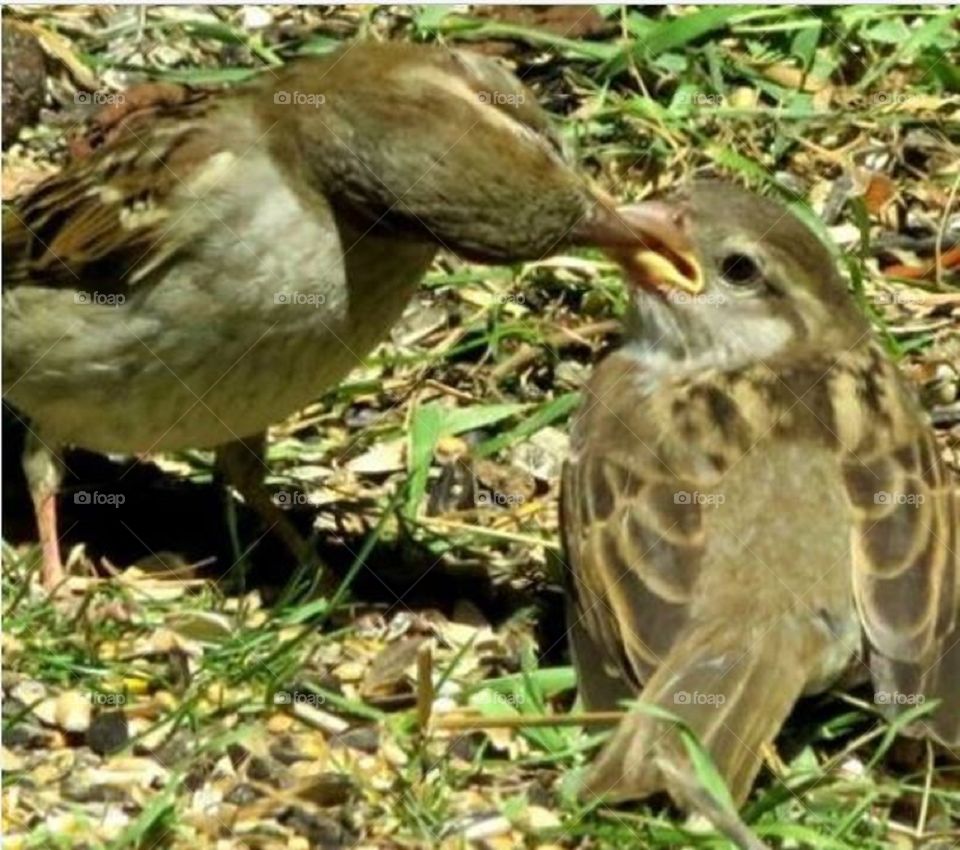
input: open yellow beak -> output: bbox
[609,201,703,295]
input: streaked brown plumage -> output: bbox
[3,40,661,589]
[562,183,959,813]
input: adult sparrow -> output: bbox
[562,183,959,813]
[3,40,660,589]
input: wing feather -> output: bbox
[562,449,706,691]
[846,383,960,744]
[4,104,223,292]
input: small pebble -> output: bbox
[54,691,92,733]
[280,807,346,846]
[87,712,129,756]
[328,725,379,754]
[225,782,262,806]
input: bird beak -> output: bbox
[610,201,703,296]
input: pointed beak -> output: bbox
[572,197,703,295]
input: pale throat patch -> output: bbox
[629,291,796,380]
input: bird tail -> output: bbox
[924,627,960,744]
[872,627,960,746]
[580,618,810,809]
[924,630,960,744]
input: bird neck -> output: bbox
[623,296,793,380]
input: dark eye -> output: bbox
[719,253,763,287]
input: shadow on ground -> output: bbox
[2,408,552,629]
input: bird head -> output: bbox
[611,182,869,372]
[260,41,698,263]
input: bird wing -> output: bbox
[561,356,709,697]
[560,356,822,813]
[3,99,227,292]
[844,394,960,744]
[562,451,708,691]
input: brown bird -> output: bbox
[562,183,959,813]
[3,40,660,590]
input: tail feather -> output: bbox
[928,631,960,743]
[566,597,635,714]
[580,619,811,808]
[872,627,960,746]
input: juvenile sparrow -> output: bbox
[562,183,959,812]
[3,40,659,589]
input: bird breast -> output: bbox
[3,148,435,453]
[695,439,863,689]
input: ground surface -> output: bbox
[2,5,959,849]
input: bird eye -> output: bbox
[719,253,763,287]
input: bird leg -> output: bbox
[22,431,66,590]
[214,435,335,592]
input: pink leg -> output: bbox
[34,486,64,590]
[34,489,64,589]
[23,432,65,590]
